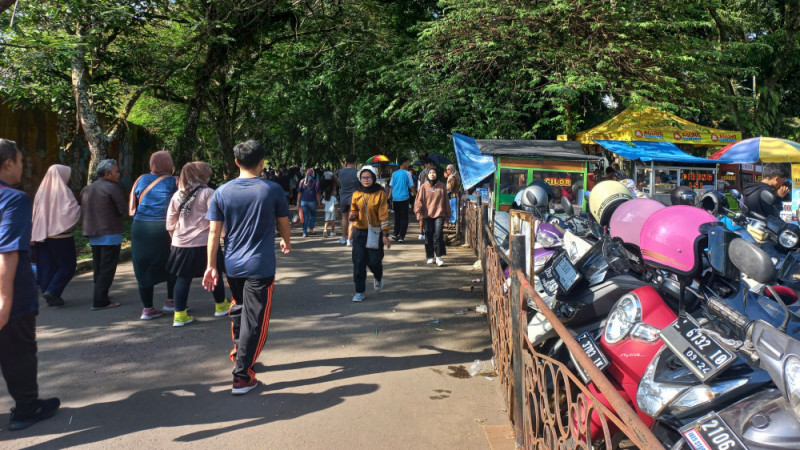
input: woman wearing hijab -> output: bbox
[129,151,178,320]
[31,165,81,307]
[348,165,390,302]
[414,167,451,267]
[297,168,321,237]
[165,162,230,326]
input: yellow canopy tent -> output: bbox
[558,105,741,147]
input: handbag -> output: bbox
[363,194,381,249]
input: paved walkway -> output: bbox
[1,222,510,449]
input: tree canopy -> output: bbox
[0,0,798,182]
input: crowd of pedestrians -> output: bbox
[0,137,463,429]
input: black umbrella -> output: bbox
[428,152,452,165]
[411,159,425,166]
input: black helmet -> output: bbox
[698,190,727,216]
[670,186,697,206]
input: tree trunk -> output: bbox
[71,38,110,184]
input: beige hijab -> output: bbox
[31,165,80,242]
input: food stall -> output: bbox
[476,139,601,212]
[557,105,741,204]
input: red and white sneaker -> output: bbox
[232,377,260,395]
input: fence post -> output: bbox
[509,234,526,446]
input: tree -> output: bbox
[0,1,188,180]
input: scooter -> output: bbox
[674,243,800,449]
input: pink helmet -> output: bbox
[609,198,666,248]
[640,205,716,277]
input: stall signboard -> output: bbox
[495,157,588,211]
[791,165,800,222]
[680,169,717,190]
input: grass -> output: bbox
[73,216,134,260]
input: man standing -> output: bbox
[445,164,461,226]
[81,159,127,310]
[203,140,291,395]
[338,154,359,246]
[0,139,60,430]
[388,158,414,242]
[743,163,791,219]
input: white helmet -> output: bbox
[358,165,377,180]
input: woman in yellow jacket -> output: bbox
[415,167,451,266]
[348,166,391,302]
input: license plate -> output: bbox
[660,315,736,382]
[680,412,746,450]
[569,332,609,384]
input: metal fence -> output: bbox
[465,198,663,449]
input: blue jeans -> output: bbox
[301,201,317,233]
[449,197,458,224]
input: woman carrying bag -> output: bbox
[129,151,178,320]
[348,166,391,302]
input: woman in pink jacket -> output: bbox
[414,167,451,266]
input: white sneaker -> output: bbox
[418,234,425,240]
[426,258,434,264]
[352,292,365,302]
[346,240,353,247]
[436,257,444,267]
[374,278,383,291]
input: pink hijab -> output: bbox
[31,165,80,242]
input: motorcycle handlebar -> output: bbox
[707,297,751,334]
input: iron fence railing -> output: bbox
[465,199,663,449]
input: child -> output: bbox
[322,187,339,237]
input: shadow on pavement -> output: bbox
[259,345,494,391]
[17,383,378,448]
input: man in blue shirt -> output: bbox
[0,139,60,429]
[203,140,291,395]
[388,158,415,242]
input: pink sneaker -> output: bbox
[163,300,175,312]
[140,308,163,320]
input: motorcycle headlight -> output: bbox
[784,355,800,419]
[637,353,685,417]
[604,293,641,345]
[779,229,799,249]
[536,230,559,248]
[630,323,661,343]
[637,349,749,417]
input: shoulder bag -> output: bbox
[362,193,381,249]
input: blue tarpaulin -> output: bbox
[453,133,496,190]
[595,140,733,164]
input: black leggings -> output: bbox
[138,277,176,309]
[174,275,226,312]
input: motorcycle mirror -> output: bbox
[729,238,777,285]
[560,196,574,217]
[603,237,631,274]
[584,190,591,201]
[760,189,777,206]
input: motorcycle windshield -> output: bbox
[575,239,608,285]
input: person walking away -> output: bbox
[81,159,126,310]
[0,139,60,430]
[417,160,435,240]
[297,169,321,237]
[166,162,230,327]
[129,151,178,320]
[349,166,391,302]
[276,167,291,204]
[202,140,291,395]
[338,154,359,246]
[743,162,791,219]
[415,167,451,266]
[445,164,461,227]
[321,186,339,237]
[388,158,414,242]
[31,165,80,307]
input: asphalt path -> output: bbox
[1,223,508,449]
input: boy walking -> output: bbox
[203,140,291,395]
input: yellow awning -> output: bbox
[572,106,741,147]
